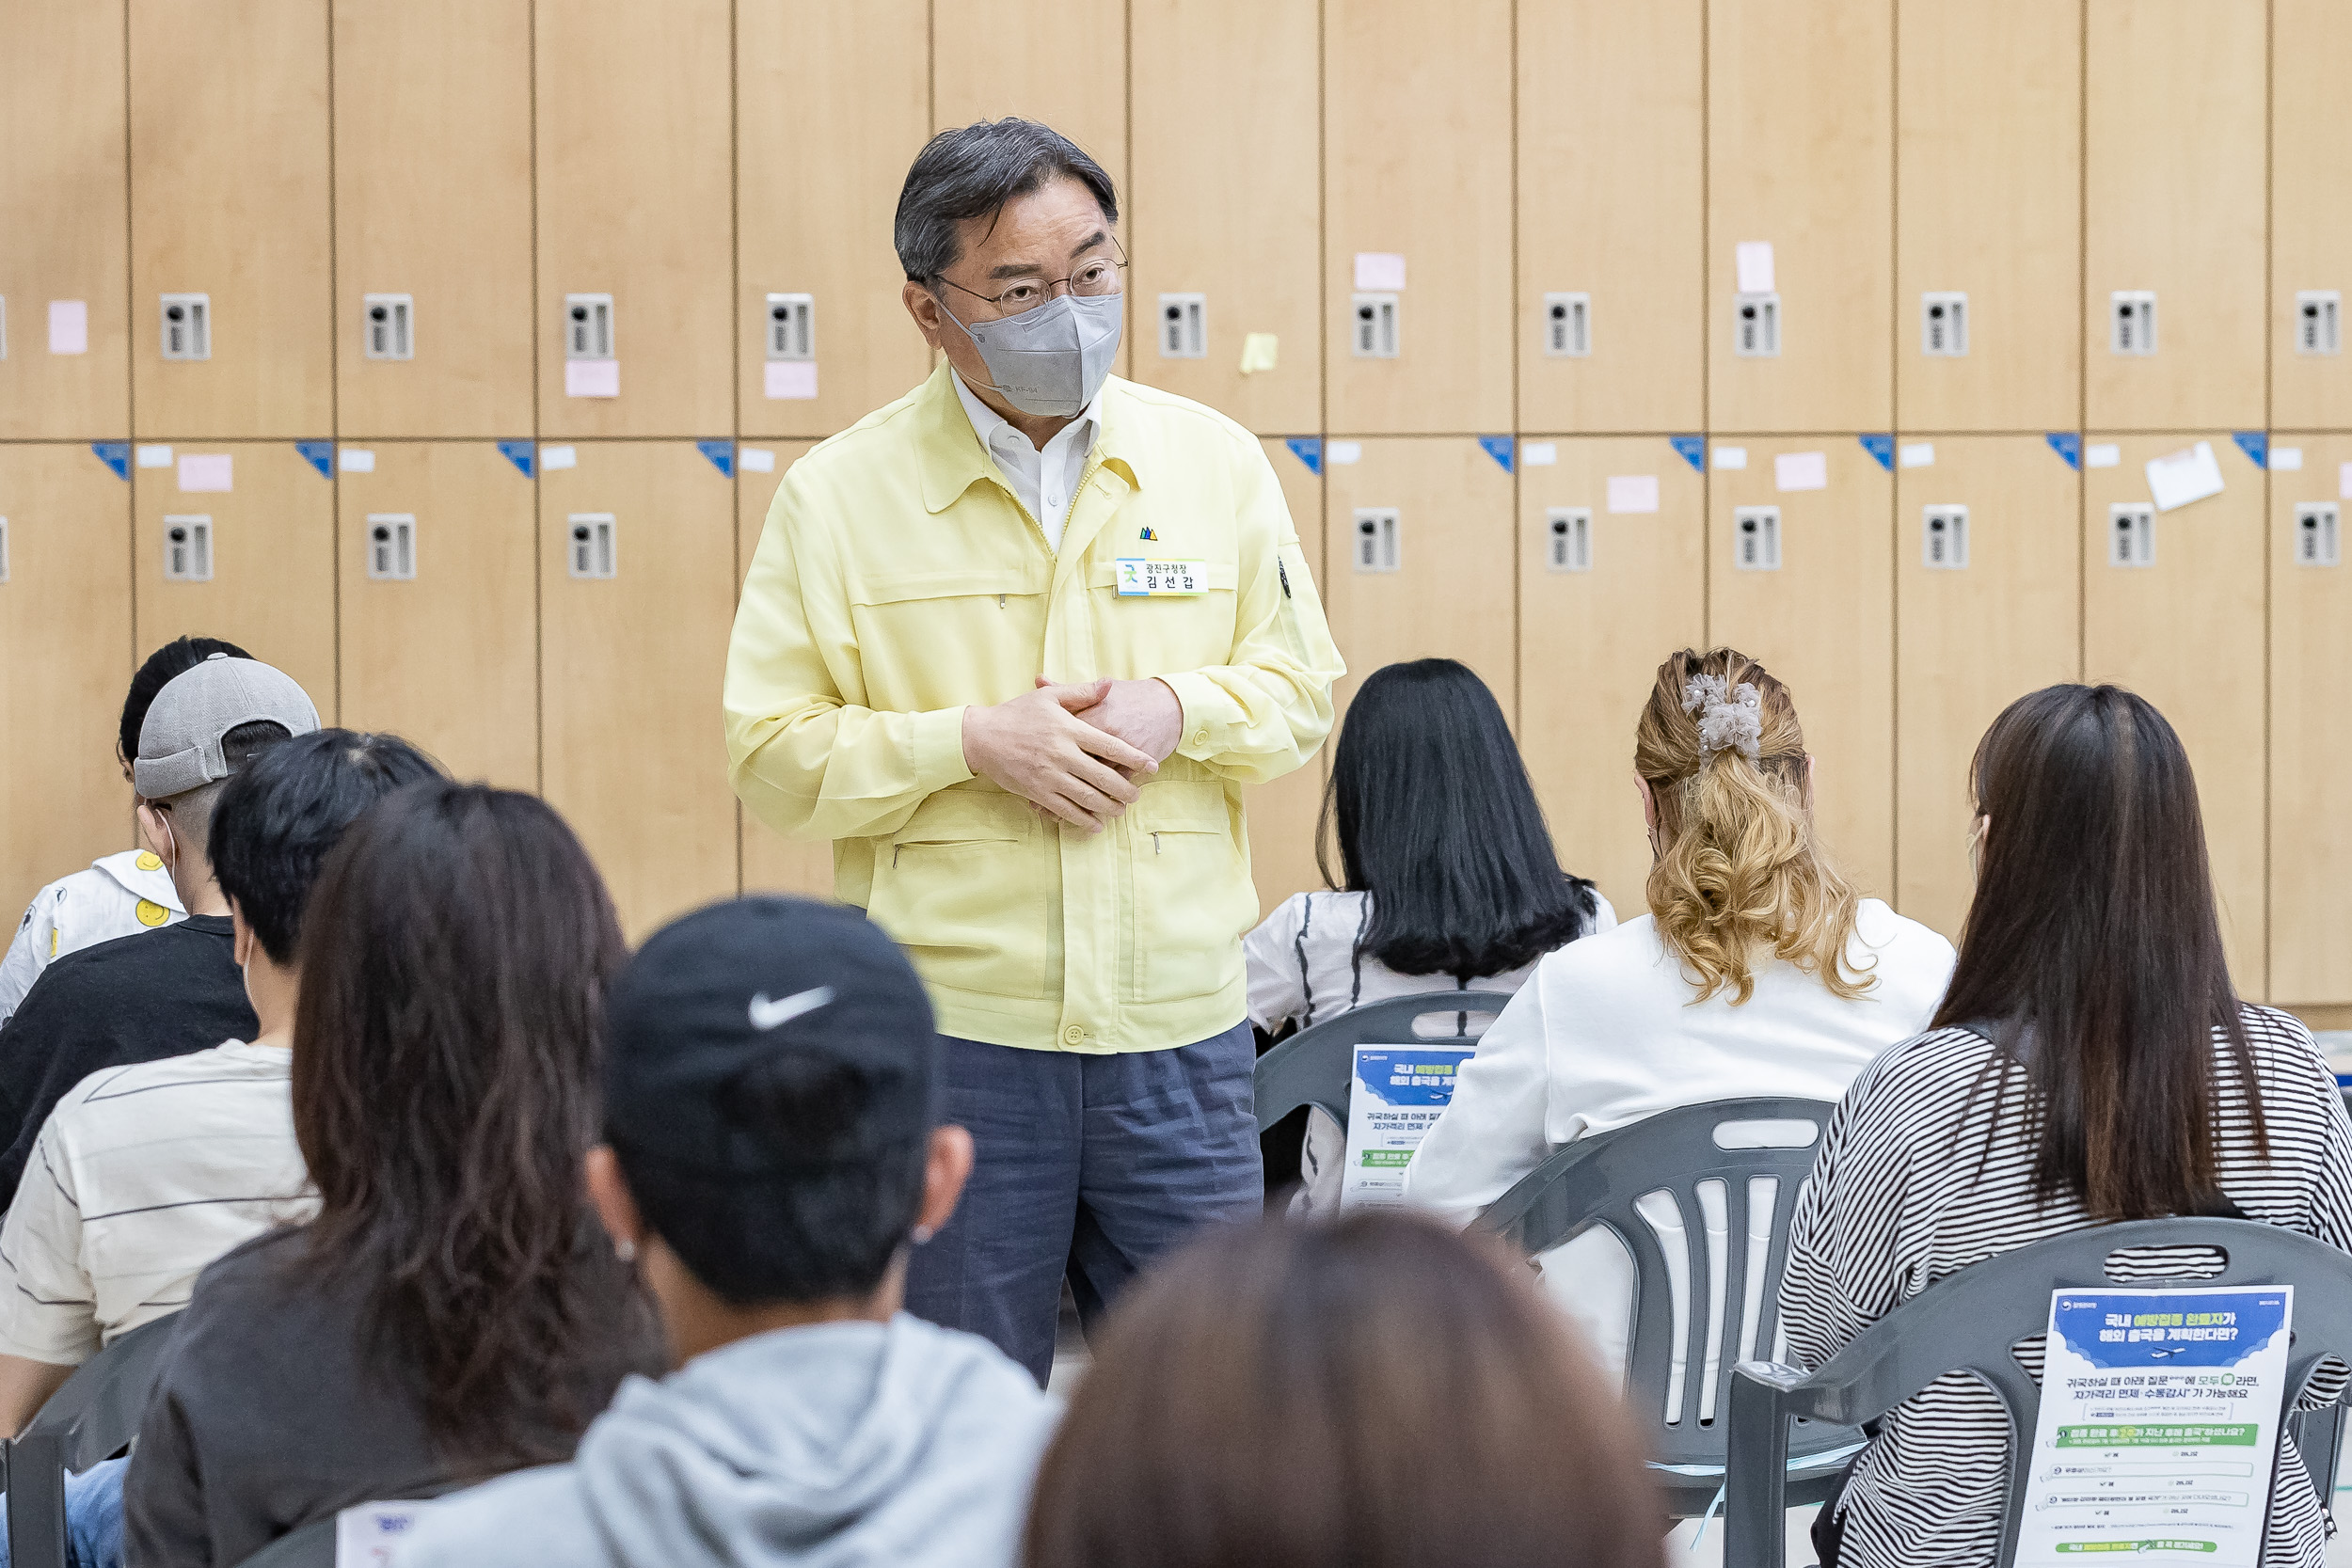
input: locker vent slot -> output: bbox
[2109,291,2157,356]
[1157,293,1206,358]
[568,513,618,580]
[362,293,414,360]
[2296,502,2341,567]
[1732,506,1781,571]
[564,293,615,360]
[160,293,211,361]
[765,293,815,360]
[1543,293,1591,357]
[1546,508,1593,572]
[1351,293,1399,358]
[1734,293,1779,357]
[2109,503,2155,567]
[163,515,214,582]
[1352,507,1401,573]
[366,514,418,581]
[1920,292,1967,356]
[1921,505,1969,570]
[2296,291,2342,356]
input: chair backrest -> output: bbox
[1252,990,1518,1132]
[6,1311,185,1568]
[1476,1097,1838,1471]
[233,1513,338,1568]
[1726,1217,2352,1568]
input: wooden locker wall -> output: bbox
[2082,436,2268,995]
[333,0,535,438]
[2270,1,2352,430]
[738,1,932,440]
[0,1,130,440]
[0,447,133,922]
[735,440,834,898]
[2267,435,2352,1006]
[1245,436,1330,914]
[1517,438,1707,919]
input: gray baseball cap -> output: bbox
[134,653,320,800]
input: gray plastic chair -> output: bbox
[1252,990,1518,1134]
[1725,1217,2352,1568]
[5,1312,183,1568]
[1476,1096,1850,1519]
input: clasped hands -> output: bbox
[960,675,1184,832]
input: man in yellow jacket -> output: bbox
[723,119,1343,1383]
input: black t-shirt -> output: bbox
[0,915,257,1209]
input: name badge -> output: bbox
[1114,558,1207,597]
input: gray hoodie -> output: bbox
[395,1314,1057,1568]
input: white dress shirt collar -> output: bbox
[950,369,1102,554]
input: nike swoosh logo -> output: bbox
[748,987,834,1031]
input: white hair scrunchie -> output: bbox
[1680,673,1763,763]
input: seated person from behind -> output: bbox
[0,635,250,1027]
[1779,685,2352,1568]
[0,653,320,1208]
[125,784,667,1566]
[1245,658,1611,1212]
[1406,647,1954,1373]
[399,896,1057,1568]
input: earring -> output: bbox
[910,1225,935,1246]
[614,1239,637,1264]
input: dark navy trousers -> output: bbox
[903,1021,1262,1386]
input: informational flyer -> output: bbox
[1340,1045,1473,1210]
[2015,1285,2293,1566]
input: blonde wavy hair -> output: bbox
[1635,648,1867,1005]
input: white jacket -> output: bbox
[0,851,184,1027]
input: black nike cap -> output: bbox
[604,896,941,1177]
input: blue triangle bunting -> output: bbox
[91,443,130,481]
[697,439,736,478]
[2045,433,2081,470]
[1283,437,1322,476]
[1478,436,1515,474]
[497,440,535,478]
[2232,431,2268,467]
[1670,436,1707,473]
[295,441,333,478]
[1859,435,1895,471]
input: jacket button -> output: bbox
[1192,729,1208,746]
[1062,1024,1086,1046]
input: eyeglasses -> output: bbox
[933,239,1128,319]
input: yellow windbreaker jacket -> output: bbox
[724,365,1343,1053]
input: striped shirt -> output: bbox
[0,1040,315,1364]
[1779,1006,2352,1568]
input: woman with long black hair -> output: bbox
[124,784,662,1565]
[1245,658,1610,1213]
[1777,684,2352,1568]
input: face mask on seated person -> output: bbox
[944,291,1123,420]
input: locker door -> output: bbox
[1326,0,1515,436]
[541,441,737,940]
[738,1,931,441]
[1894,436,2081,941]
[1518,438,1706,918]
[535,0,733,439]
[2082,435,2266,994]
[932,3,1127,194]
[1897,0,2081,433]
[333,0,533,438]
[2266,436,2352,1006]
[1708,439,1895,895]
[128,0,332,439]
[735,441,834,898]
[131,443,337,713]
[1517,0,1703,435]
[0,1,129,439]
[1319,438,1517,721]
[1128,0,1321,436]
[337,441,536,789]
[1708,0,1893,435]
[0,447,133,921]
[2083,1,2265,433]
[1245,437,1330,914]
[2271,2,2352,430]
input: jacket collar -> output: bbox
[914,361,1144,515]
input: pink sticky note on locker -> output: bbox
[177,453,232,493]
[564,359,619,398]
[764,360,818,400]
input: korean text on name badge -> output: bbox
[1114,559,1206,597]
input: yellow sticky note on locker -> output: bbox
[1238,333,1279,375]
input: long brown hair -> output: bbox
[1934,684,2261,1218]
[1024,1212,1663,1568]
[1634,648,1866,1004]
[292,782,656,1465]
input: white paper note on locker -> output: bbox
[2145,441,2224,513]
[1606,475,1660,514]
[1774,451,1827,492]
[1712,446,1748,470]
[1735,242,1775,293]
[1353,253,1406,292]
[47,300,87,355]
[764,360,818,400]
[564,359,619,398]
[177,454,232,493]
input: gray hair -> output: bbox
[894,119,1119,283]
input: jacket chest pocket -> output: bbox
[1124,781,1251,1003]
[1086,558,1241,673]
[868,793,1046,1000]
[849,566,1048,708]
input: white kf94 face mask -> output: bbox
[943,291,1123,419]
